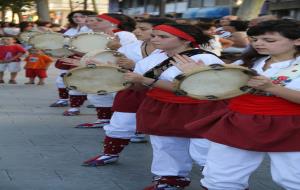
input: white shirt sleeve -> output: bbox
[115,31,138,46]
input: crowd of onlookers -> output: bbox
[0,14,293,86]
[0,21,65,85]
[0,20,65,36]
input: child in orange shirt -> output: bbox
[24,48,53,85]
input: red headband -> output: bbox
[153,25,199,48]
[97,14,121,25]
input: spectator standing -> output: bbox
[24,48,53,85]
[0,37,26,84]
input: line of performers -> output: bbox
[44,10,300,190]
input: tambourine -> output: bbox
[28,32,65,50]
[79,49,124,66]
[19,31,42,43]
[63,64,128,94]
[67,32,113,54]
[28,32,73,57]
[174,64,257,100]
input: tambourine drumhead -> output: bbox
[44,48,73,58]
[28,32,65,50]
[19,31,41,43]
[68,32,113,54]
[79,50,123,66]
[63,65,126,94]
[174,64,256,100]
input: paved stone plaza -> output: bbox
[0,65,284,190]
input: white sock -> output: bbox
[58,99,68,102]
[68,108,79,112]
[96,154,118,160]
[95,119,110,123]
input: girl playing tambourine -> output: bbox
[179,19,300,190]
[123,23,226,190]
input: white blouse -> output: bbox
[134,52,224,81]
[159,53,224,81]
[252,56,300,91]
[117,40,144,63]
[63,26,92,37]
[118,41,161,64]
[115,31,138,47]
[134,51,168,75]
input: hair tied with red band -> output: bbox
[98,14,121,25]
[153,24,199,48]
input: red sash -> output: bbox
[147,88,208,104]
[229,94,300,115]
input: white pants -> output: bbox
[87,94,114,107]
[150,136,210,177]
[104,112,136,139]
[202,142,300,190]
[189,138,211,167]
[0,62,21,72]
[55,70,67,88]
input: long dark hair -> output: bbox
[67,10,97,27]
[19,21,34,32]
[241,19,300,68]
[104,13,136,32]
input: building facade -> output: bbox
[268,0,300,20]
[109,0,240,18]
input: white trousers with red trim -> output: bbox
[150,135,210,177]
[87,94,114,107]
[189,138,211,167]
[201,142,300,190]
[55,70,67,88]
[103,112,136,139]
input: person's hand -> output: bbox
[171,54,205,73]
[117,57,135,70]
[59,57,80,65]
[72,55,82,59]
[106,39,121,50]
[247,76,276,91]
[123,71,144,84]
[104,30,115,37]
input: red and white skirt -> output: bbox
[186,94,300,152]
[112,88,147,113]
[136,96,227,138]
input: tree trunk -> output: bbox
[17,12,23,22]
[236,0,265,20]
[91,0,98,13]
[35,0,50,21]
[83,0,88,10]
[12,12,15,23]
[69,0,73,12]
[1,9,5,22]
